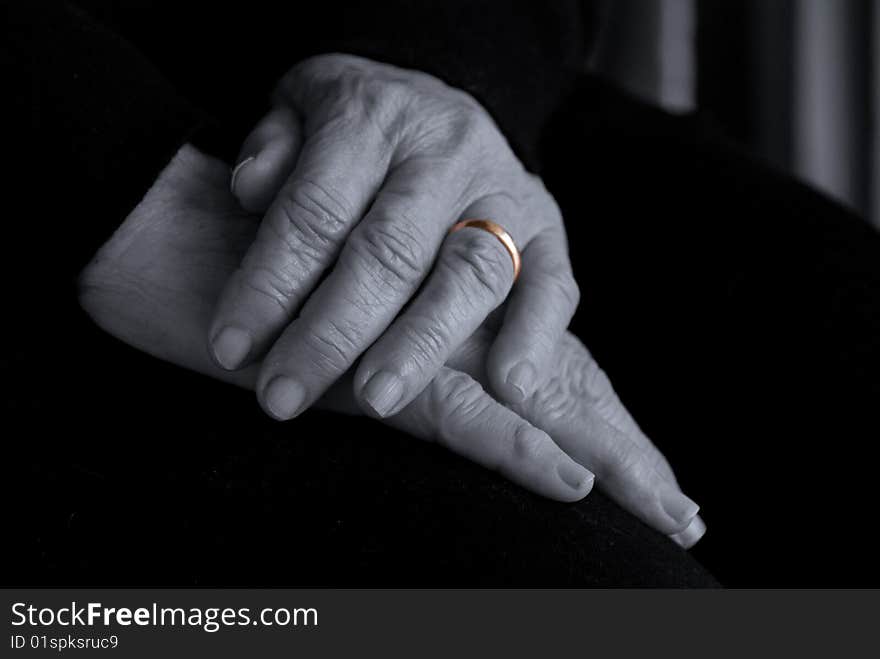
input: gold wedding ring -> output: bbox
[449,219,522,281]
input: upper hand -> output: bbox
[209,54,580,424]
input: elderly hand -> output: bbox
[209,54,581,425]
[79,145,705,547]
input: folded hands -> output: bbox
[79,55,705,548]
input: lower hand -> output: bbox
[79,145,705,547]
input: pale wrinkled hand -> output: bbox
[79,146,705,547]
[210,54,580,428]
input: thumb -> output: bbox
[230,105,303,213]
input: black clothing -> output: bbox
[17,0,591,279]
[546,80,880,585]
[6,1,879,585]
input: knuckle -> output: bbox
[409,99,496,159]
[362,76,410,117]
[562,273,582,310]
[348,220,426,291]
[260,224,326,280]
[428,371,487,448]
[437,371,486,419]
[397,317,451,371]
[332,72,411,149]
[525,338,605,421]
[443,233,511,301]
[238,266,295,313]
[334,76,403,142]
[298,318,363,375]
[538,269,581,315]
[603,439,649,485]
[289,53,343,81]
[511,424,546,462]
[276,178,352,248]
[442,106,495,156]
[451,106,490,141]
[285,55,363,104]
[580,358,618,410]
[536,345,620,423]
[528,374,580,422]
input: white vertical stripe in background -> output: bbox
[793,0,860,214]
[589,0,696,114]
[591,0,878,226]
[658,0,696,112]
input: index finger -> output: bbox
[389,367,595,502]
[208,112,391,371]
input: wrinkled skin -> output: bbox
[78,145,705,547]
[212,55,582,424]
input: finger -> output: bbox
[519,335,699,536]
[230,105,303,213]
[209,114,392,371]
[388,367,595,502]
[487,228,580,404]
[573,413,698,536]
[448,326,697,539]
[450,325,680,487]
[353,195,525,418]
[669,514,707,549]
[254,157,473,420]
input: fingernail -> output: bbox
[557,461,595,492]
[362,370,406,417]
[211,326,252,370]
[263,376,306,420]
[230,156,255,194]
[670,514,707,549]
[506,362,536,403]
[660,487,700,527]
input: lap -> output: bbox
[11,317,717,587]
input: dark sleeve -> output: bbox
[72,0,590,170]
[8,1,233,281]
[298,0,590,161]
